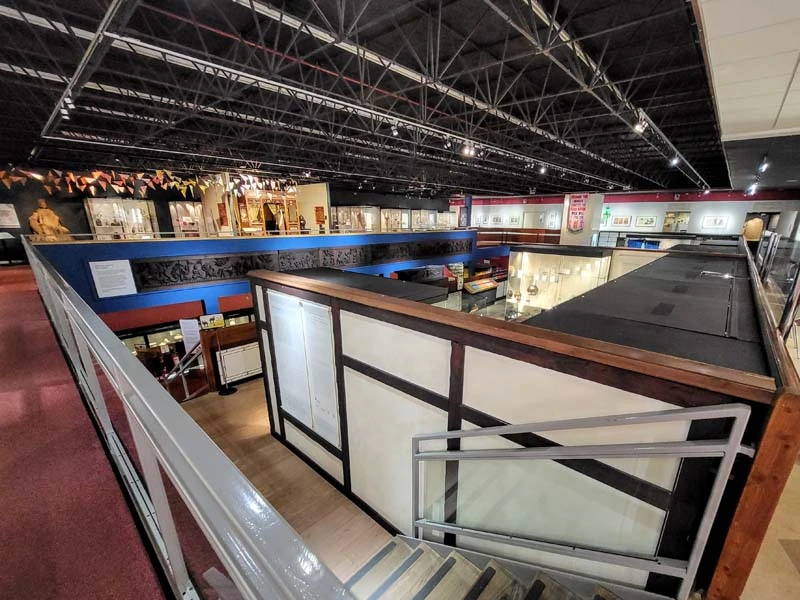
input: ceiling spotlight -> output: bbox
[303,171,311,177]
[538,165,547,175]
[669,156,680,167]
[60,107,69,116]
[606,184,613,190]
[391,125,399,136]
[462,144,475,157]
[445,139,452,149]
[703,188,711,195]
[747,182,758,196]
[758,156,769,173]
[633,121,646,134]
[583,177,589,184]
[528,187,536,194]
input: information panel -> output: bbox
[267,290,340,448]
[89,259,137,298]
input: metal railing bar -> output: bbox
[414,440,730,462]
[23,237,351,600]
[412,404,751,443]
[414,519,689,578]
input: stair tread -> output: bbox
[375,544,443,599]
[525,572,581,600]
[416,551,482,600]
[592,587,624,600]
[348,539,413,599]
[468,559,526,600]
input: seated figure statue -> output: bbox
[28,198,72,241]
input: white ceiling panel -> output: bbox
[707,20,800,65]
[713,52,798,86]
[701,0,800,39]
[715,76,792,101]
[697,0,800,141]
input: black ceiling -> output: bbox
[725,135,800,192]
[0,0,730,195]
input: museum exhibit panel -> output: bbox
[505,245,612,320]
[168,200,206,237]
[380,208,411,231]
[84,197,158,239]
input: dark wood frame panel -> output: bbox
[248,263,798,598]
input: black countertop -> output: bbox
[524,251,769,375]
[285,268,448,304]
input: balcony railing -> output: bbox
[22,236,351,600]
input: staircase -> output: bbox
[346,537,644,600]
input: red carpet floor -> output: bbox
[0,266,166,600]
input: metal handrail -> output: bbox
[161,341,209,402]
[22,237,351,600]
[411,404,751,600]
[162,341,203,382]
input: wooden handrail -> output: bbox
[250,269,776,403]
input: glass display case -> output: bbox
[411,209,437,230]
[169,200,206,237]
[380,208,411,231]
[436,211,457,229]
[85,197,158,239]
[334,206,381,232]
[505,245,612,321]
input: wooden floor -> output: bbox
[182,379,391,581]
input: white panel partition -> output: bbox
[341,310,451,395]
[463,347,687,487]
[284,421,344,484]
[268,290,340,448]
[345,368,447,534]
[453,429,664,587]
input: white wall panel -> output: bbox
[341,311,451,395]
[284,421,343,484]
[345,368,447,534]
[463,347,688,488]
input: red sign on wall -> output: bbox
[567,193,588,233]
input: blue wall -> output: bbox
[37,230,478,314]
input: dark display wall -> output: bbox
[329,189,450,211]
[0,181,91,237]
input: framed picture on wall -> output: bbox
[490,215,503,225]
[702,215,729,229]
[509,215,521,225]
[611,215,632,227]
[481,214,490,225]
[635,216,658,227]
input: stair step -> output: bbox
[592,588,624,600]
[413,551,481,600]
[347,539,413,599]
[369,544,442,599]
[465,559,526,600]
[524,573,581,600]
